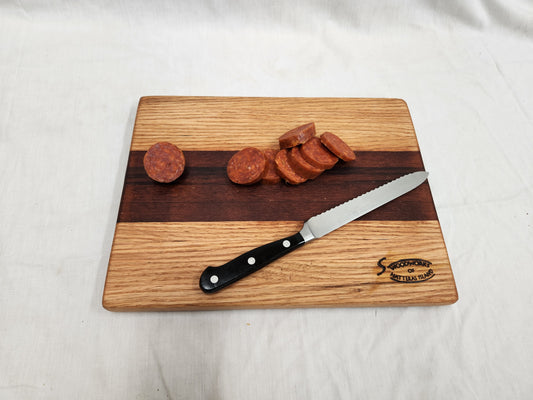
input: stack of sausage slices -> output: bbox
[227,123,356,185]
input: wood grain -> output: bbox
[130,97,420,151]
[103,96,457,310]
[118,151,437,222]
[103,221,457,311]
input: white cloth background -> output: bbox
[1,1,532,399]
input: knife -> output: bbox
[199,171,428,293]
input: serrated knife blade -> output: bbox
[200,171,429,293]
[301,171,429,240]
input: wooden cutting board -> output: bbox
[103,96,457,311]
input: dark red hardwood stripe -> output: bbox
[117,151,437,222]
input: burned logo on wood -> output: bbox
[377,257,434,283]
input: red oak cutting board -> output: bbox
[102,96,457,311]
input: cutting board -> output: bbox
[103,96,457,311]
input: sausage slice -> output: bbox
[278,122,316,149]
[288,146,324,179]
[275,149,307,185]
[261,149,281,184]
[227,147,266,185]
[300,137,338,170]
[320,132,356,162]
[143,142,186,183]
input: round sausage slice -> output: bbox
[278,122,316,149]
[320,132,356,162]
[300,137,338,170]
[143,142,186,183]
[261,149,281,184]
[227,147,266,185]
[288,146,324,179]
[275,149,307,185]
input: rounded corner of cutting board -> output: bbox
[101,294,115,312]
[390,97,408,107]
[448,288,459,305]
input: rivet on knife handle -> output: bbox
[199,232,306,293]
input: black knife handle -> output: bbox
[199,232,306,293]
